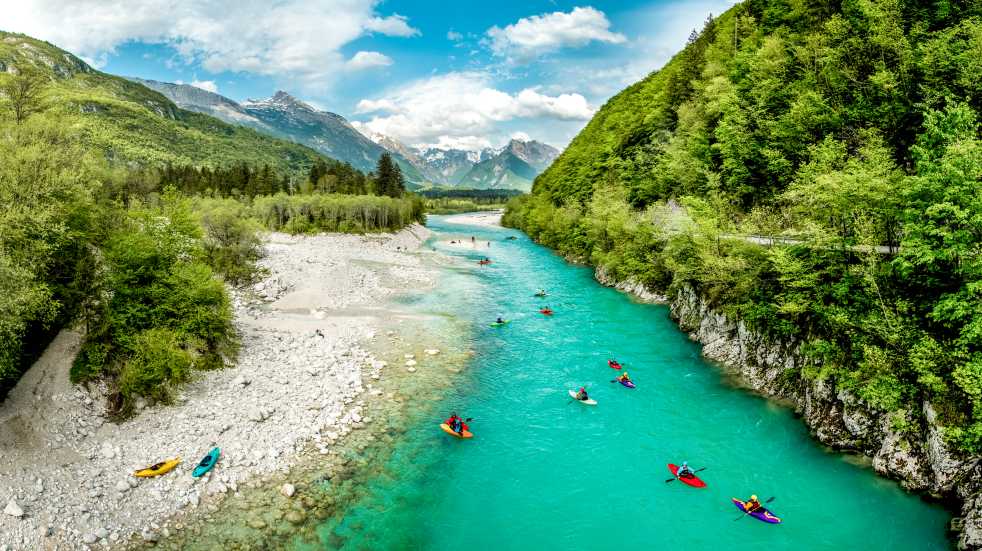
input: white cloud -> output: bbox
[190,79,218,93]
[0,0,416,86]
[487,6,626,61]
[447,30,463,41]
[346,51,392,71]
[352,72,594,149]
[510,131,531,142]
[364,14,420,37]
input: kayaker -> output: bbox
[496,316,504,324]
[676,461,694,478]
[445,412,468,435]
[616,372,632,383]
[575,387,589,401]
[745,495,762,513]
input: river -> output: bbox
[295,214,950,550]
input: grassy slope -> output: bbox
[0,32,328,173]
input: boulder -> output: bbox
[280,483,296,498]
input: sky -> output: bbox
[0,0,736,151]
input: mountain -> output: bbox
[363,134,558,189]
[0,32,327,174]
[136,81,424,185]
[455,139,559,191]
[417,147,483,186]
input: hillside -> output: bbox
[136,80,425,184]
[506,1,982,539]
[0,32,329,173]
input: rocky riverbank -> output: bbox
[0,225,437,551]
[666,283,981,549]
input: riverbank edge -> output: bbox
[600,271,980,548]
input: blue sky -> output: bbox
[1,0,734,149]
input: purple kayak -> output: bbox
[619,379,636,389]
[731,498,781,524]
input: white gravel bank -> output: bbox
[0,224,434,550]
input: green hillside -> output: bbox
[0,32,327,173]
[507,1,982,450]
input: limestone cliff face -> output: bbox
[594,265,982,547]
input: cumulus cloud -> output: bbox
[364,14,420,37]
[0,0,417,85]
[510,131,531,142]
[447,30,463,41]
[487,6,626,61]
[346,51,392,71]
[351,71,593,149]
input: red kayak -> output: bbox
[668,464,706,488]
[478,260,492,265]
[540,309,554,315]
[608,359,622,370]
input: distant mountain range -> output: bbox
[365,132,559,191]
[135,79,559,191]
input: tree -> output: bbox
[0,67,47,124]
[375,152,405,198]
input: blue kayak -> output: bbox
[192,447,221,478]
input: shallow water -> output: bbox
[301,215,950,550]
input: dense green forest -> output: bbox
[0,39,420,412]
[505,1,982,451]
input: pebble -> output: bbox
[407,367,417,373]
[3,499,23,518]
[280,483,296,498]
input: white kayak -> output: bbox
[568,389,597,405]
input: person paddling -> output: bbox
[676,461,695,479]
[744,495,762,513]
[445,412,469,435]
[495,316,504,324]
[616,371,632,383]
[575,387,589,401]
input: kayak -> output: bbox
[440,423,473,439]
[668,464,706,488]
[490,320,510,327]
[478,260,492,265]
[618,379,636,389]
[568,389,597,406]
[731,498,781,524]
[534,292,548,297]
[192,448,220,478]
[540,309,554,315]
[608,360,622,370]
[134,457,181,478]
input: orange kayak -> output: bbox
[440,423,473,439]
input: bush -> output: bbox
[117,328,194,409]
[195,198,263,284]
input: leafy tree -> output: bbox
[0,67,47,123]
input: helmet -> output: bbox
[681,461,688,466]
[750,495,758,501]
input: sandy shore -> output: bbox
[0,225,435,550]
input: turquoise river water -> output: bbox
[306,215,951,550]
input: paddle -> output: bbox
[733,496,775,521]
[664,467,706,483]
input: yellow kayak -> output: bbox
[134,457,181,478]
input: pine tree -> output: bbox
[375,153,405,198]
